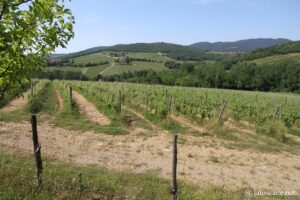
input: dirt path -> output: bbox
[170,115,205,133]
[100,62,115,75]
[55,90,64,113]
[0,121,299,194]
[123,106,158,131]
[0,91,29,113]
[72,90,111,126]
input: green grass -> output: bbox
[53,82,129,135]
[127,52,173,62]
[223,129,300,154]
[289,128,300,137]
[252,53,300,65]
[0,108,30,122]
[0,81,56,122]
[46,64,111,79]
[72,53,114,64]
[85,64,111,78]
[0,152,258,200]
[46,60,168,78]
[101,61,168,76]
[46,66,85,73]
[27,82,57,114]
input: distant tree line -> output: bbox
[72,61,109,67]
[38,70,88,81]
[46,59,109,67]
[223,41,300,66]
[102,60,300,93]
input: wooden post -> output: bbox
[79,173,84,197]
[171,134,178,200]
[69,87,73,108]
[284,97,287,105]
[31,83,34,98]
[279,104,282,120]
[217,101,227,123]
[119,90,122,112]
[31,115,43,186]
[168,96,172,116]
[146,94,149,109]
[273,106,279,120]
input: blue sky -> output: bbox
[56,0,300,53]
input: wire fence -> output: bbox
[0,115,179,200]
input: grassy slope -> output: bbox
[85,64,111,78]
[53,81,128,135]
[0,152,256,200]
[72,53,114,64]
[251,53,300,65]
[46,65,111,79]
[46,67,85,73]
[47,52,172,78]
[127,52,173,62]
[101,61,168,76]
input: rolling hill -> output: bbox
[46,39,300,80]
[190,38,291,52]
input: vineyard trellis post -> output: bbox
[168,96,172,116]
[31,83,34,98]
[118,90,122,112]
[279,104,282,119]
[273,106,279,120]
[218,101,227,123]
[79,173,84,197]
[31,114,43,186]
[171,134,178,200]
[69,86,73,108]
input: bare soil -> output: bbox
[1,89,299,194]
[170,114,205,133]
[0,92,28,113]
[72,90,111,126]
[55,90,64,112]
[0,121,299,193]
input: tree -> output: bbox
[0,0,74,100]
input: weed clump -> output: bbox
[206,122,238,141]
[257,120,287,142]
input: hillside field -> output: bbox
[0,80,300,198]
[46,52,170,78]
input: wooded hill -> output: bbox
[190,38,291,52]
[45,40,300,93]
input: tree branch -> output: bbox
[11,0,33,7]
[0,0,7,20]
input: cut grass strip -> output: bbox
[0,152,252,200]
[53,82,128,135]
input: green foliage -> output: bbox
[0,0,74,100]
[53,81,128,135]
[101,61,167,76]
[207,123,239,141]
[53,42,226,61]
[257,120,287,142]
[39,69,88,81]
[28,81,56,114]
[190,38,291,52]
